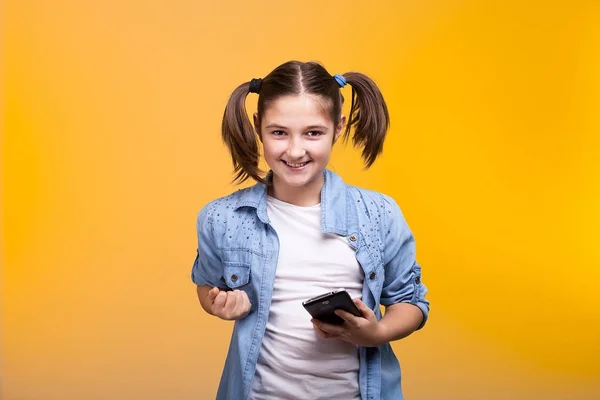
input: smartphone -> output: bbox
[302,289,362,325]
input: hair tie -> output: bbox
[249,78,262,94]
[333,74,346,88]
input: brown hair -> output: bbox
[221,60,390,184]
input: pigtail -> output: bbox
[221,82,264,184]
[341,72,390,168]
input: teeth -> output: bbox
[285,161,307,168]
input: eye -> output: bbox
[306,131,324,137]
[271,130,286,136]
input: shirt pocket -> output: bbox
[223,261,251,289]
[222,259,256,312]
[220,248,262,312]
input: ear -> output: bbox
[333,114,346,144]
[253,113,262,141]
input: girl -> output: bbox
[191,60,429,400]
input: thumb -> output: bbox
[207,287,220,302]
[354,298,376,320]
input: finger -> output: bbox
[213,291,227,309]
[312,321,334,339]
[233,291,249,316]
[314,320,343,335]
[334,309,360,326]
[239,291,252,314]
[224,291,238,311]
[237,289,250,304]
[312,322,327,338]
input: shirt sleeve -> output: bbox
[380,195,430,330]
[191,205,225,288]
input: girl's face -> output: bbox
[255,94,344,197]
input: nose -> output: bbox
[286,136,306,159]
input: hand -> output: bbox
[206,287,251,320]
[311,298,386,347]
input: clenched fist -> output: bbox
[204,287,251,320]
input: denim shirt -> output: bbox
[191,169,430,400]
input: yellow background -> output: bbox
[3,0,600,399]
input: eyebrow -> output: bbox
[264,124,329,130]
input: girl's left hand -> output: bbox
[311,298,385,347]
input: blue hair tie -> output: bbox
[333,74,346,88]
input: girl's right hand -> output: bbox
[206,287,252,320]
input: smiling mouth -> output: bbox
[283,160,310,168]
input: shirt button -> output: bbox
[231,274,238,282]
[415,276,421,284]
[369,272,376,280]
[349,235,357,242]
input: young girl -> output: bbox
[191,60,429,400]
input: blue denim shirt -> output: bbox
[191,169,429,400]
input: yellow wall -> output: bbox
[3,1,599,399]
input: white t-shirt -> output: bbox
[248,196,364,400]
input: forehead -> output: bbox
[262,94,333,128]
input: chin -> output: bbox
[273,169,319,188]
[276,174,306,185]
[285,178,312,187]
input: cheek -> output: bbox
[310,142,334,160]
[262,140,283,159]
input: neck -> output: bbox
[268,173,324,207]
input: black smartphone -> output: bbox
[302,289,362,325]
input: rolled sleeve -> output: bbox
[191,205,225,288]
[380,195,430,330]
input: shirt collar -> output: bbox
[234,169,349,236]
